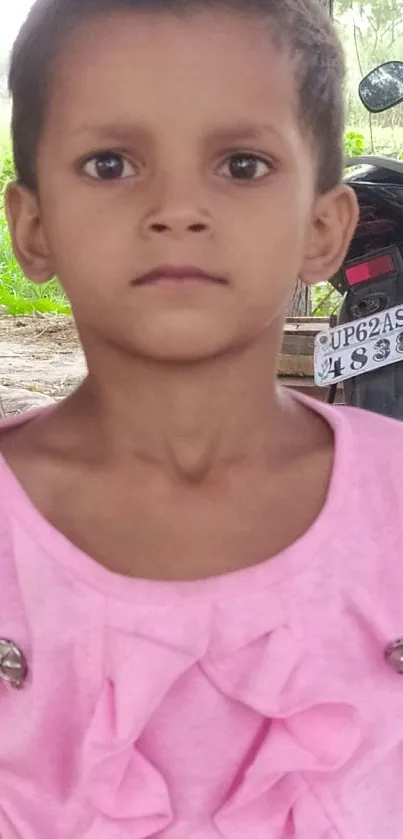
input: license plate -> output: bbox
[314,303,403,387]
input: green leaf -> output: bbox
[344,130,365,156]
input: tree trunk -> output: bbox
[288,0,332,318]
[288,281,311,317]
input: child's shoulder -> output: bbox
[304,394,403,481]
[296,396,403,554]
[335,401,403,489]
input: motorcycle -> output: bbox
[314,60,403,418]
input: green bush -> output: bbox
[312,284,341,317]
[344,130,365,157]
[0,149,14,189]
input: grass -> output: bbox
[0,212,70,315]
[0,119,402,317]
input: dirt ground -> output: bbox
[0,315,86,414]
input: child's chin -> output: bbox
[136,335,229,364]
[130,319,236,364]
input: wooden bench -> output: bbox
[279,317,343,402]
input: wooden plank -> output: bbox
[279,317,330,377]
[284,320,329,332]
[282,333,315,357]
[278,354,313,377]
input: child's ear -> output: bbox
[5,183,55,285]
[300,185,359,287]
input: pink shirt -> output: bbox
[1,396,403,838]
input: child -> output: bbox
[1,0,403,835]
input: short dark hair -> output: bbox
[9,0,346,193]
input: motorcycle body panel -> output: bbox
[330,157,403,418]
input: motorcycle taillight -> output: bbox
[346,253,395,286]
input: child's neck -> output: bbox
[74,325,294,482]
[0,321,334,581]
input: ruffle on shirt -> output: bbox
[78,630,194,837]
[205,629,361,839]
[77,592,363,839]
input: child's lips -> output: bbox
[133,266,228,286]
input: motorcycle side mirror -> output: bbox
[359,61,403,113]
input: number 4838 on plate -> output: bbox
[314,303,403,387]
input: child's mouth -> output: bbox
[133,266,228,287]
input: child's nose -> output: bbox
[141,205,211,239]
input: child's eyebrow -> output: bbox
[68,121,285,147]
[204,123,286,145]
[68,122,151,145]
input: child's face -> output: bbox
[8,10,357,362]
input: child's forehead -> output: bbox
[50,9,299,135]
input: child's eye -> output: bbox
[219,153,271,182]
[82,152,136,181]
